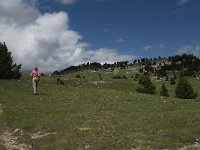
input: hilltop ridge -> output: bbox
[53,54,200,78]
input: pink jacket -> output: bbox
[31,70,40,78]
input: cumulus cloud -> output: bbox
[83,48,135,64]
[0,0,39,25]
[0,0,134,73]
[178,45,200,57]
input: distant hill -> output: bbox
[52,54,200,77]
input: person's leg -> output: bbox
[32,78,37,94]
[35,79,39,94]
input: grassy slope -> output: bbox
[0,71,200,149]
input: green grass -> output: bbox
[1,72,200,149]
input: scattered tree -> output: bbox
[0,42,22,79]
[136,74,156,94]
[160,83,169,97]
[175,77,197,99]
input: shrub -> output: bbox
[134,73,140,81]
[41,73,45,77]
[56,78,65,85]
[76,74,81,78]
[112,75,121,79]
[170,78,176,85]
[134,73,140,78]
[121,75,127,79]
[160,83,169,97]
[136,74,156,94]
[175,77,197,99]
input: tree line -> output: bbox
[53,54,200,77]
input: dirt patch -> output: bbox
[90,81,106,85]
[78,127,91,131]
[0,130,31,150]
[31,131,57,139]
[178,143,200,150]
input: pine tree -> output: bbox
[136,74,156,94]
[0,42,21,79]
[160,83,169,97]
[175,77,197,99]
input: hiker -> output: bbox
[31,67,40,95]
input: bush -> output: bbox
[160,83,169,97]
[56,78,65,85]
[136,74,156,94]
[175,77,197,99]
[134,73,140,78]
[41,73,45,77]
[134,73,140,81]
[121,75,127,79]
[76,74,81,78]
[112,75,121,79]
[170,78,176,85]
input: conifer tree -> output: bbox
[175,77,197,99]
[0,42,21,79]
[160,83,169,97]
[136,73,156,94]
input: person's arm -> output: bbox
[38,72,41,80]
[31,71,33,77]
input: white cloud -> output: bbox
[143,45,153,51]
[57,0,108,5]
[178,45,200,57]
[83,48,135,64]
[117,38,124,43]
[0,0,135,73]
[0,0,39,25]
[143,44,166,51]
[159,44,166,49]
[59,0,77,4]
[176,0,191,5]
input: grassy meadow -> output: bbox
[1,69,200,149]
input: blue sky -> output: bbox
[0,0,200,72]
[38,0,200,58]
